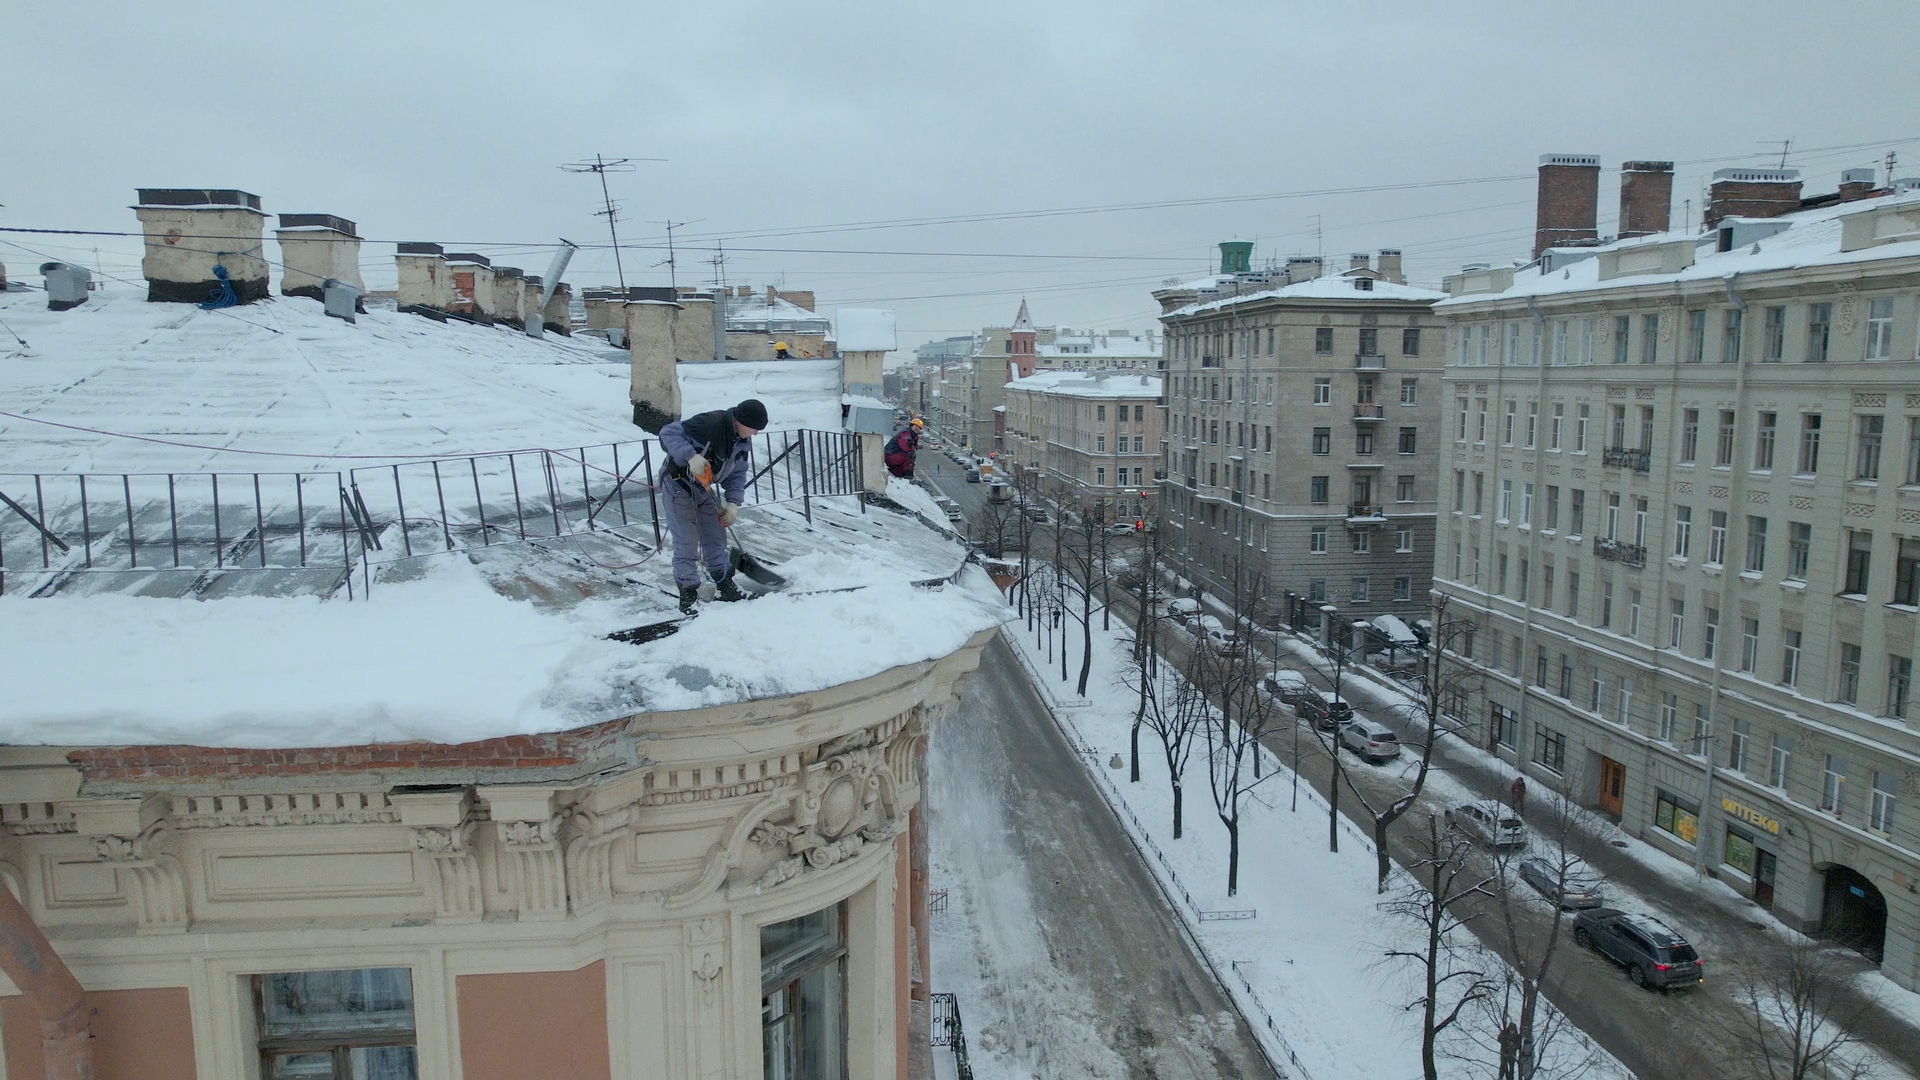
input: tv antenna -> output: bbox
[652,219,703,293]
[560,154,665,291]
[1758,138,1793,169]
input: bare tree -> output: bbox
[1725,939,1874,1080]
[1135,642,1207,839]
[1194,572,1284,895]
[1297,609,1360,855]
[1122,523,1175,784]
[1380,812,1497,1080]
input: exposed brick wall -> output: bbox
[1618,161,1674,237]
[66,717,631,785]
[1704,179,1803,227]
[1534,160,1600,258]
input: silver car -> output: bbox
[1338,719,1402,763]
[1445,800,1527,849]
[1517,856,1605,909]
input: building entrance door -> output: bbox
[1754,849,1777,910]
[1598,757,1625,819]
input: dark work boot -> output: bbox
[677,585,700,615]
[713,575,746,602]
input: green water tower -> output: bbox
[1218,241,1253,274]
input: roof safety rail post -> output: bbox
[799,432,813,526]
[642,441,662,548]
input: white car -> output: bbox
[1194,615,1239,652]
[1445,800,1527,849]
[1338,719,1402,763]
[1164,598,1201,623]
[1258,669,1312,707]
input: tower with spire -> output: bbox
[1009,298,1037,378]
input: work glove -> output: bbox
[718,501,742,527]
[687,453,714,487]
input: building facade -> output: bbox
[1435,169,1920,989]
[1002,370,1163,520]
[1155,247,1445,626]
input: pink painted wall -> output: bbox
[895,832,912,1080]
[2,987,198,1080]
[457,961,611,1080]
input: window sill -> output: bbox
[1781,579,1806,591]
[1886,603,1918,614]
[1670,555,1689,566]
[1839,592,1868,604]
[1738,570,1763,581]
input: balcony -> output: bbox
[1602,446,1652,473]
[1355,353,1387,370]
[1346,503,1388,524]
[1352,403,1385,422]
[1593,537,1647,566]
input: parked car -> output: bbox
[1444,800,1527,849]
[965,468,981,483]
[1104,522,1135,535]
[1164,597,1201,623]
[943,506,963,522]
[1195,615,1239,652]
[1296,690,1354,730]
[1258,669,1312,707]
[1338,718,1402,763]
[1516,857,1605,909]
[1572,909,1704,990]
[1025,507,1049,523]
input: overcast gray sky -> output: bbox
[4,1,1917,356]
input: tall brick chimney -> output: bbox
[275,214,364,305]
[133,188,270,304]
[1839,168,1878,202]
[1376,249,1404,283]
[1533,154,1601,258]
[1348,252,1371,272]
[1704,168,1802,228]
[1617,161,1674,239]
[394,243,450,317]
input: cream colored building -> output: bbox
[1435,178,1920,990]
[1002,370,1163,520]
[1155,248,1445,625]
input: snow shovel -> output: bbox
[728,526,787,587]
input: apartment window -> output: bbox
[1497,480,1512,521]
[1807,302,1832,363]
[1655,790,1701,843]
[1095,466,1106,485]
[1601,579,1614,627]
[1403,328,1422,356]
[1723,307,1744,364]
[1558,653,1573,697]
[1351,578,1370,603]
[1592,669,1607,713]
[1798,414,1822,474]
[1359,327,1379,356]
[1526,402,1539,448]
[1535,646,1550,688]
[1552,320,1568,365]
[1768,734,1794,788]
[1741,618,1760,673]
[1351,531,1371,554]
[1473,474,1484,515]
[1095,435,1106,453]
[1356,431,1375,455]
[1641,313,1660,364]
[1857,295,1897,361]
[1744,516,1768,573]
[1314,377,1332,405]
[1612,315,1631,364]
[1761,305,1786,362]
[1871,772,1898,835]
[1504,400,1517,445]
[1782,629,1802,687]
[1715,410,1736,467]
[1628,588,1642,637]
[1575,405,1589,452]
[1890,654,1914,719]
[1476,399,1488,442]
[1679,409,1699,463]
[1608,404,1626,449]
[1545,486,1560,530]
[1857,415,1884,480]
[1452,470,1465,511]
[1659,692,1678,742]
[1908,419,1920,485]
[1452,542,1463,579]
[1784,521,1810,581]
[1754,412,1776,470]
[1728,716,1751,772]
[1707,510,1728,566]
[1518,557,1530,602]
[1455,396,1468,440]
[1634,496,1649,545]
[762,906,849,1080]
[1667,597,1686,649]
[1569,489,1585,535]
[1490,703,1517,749]
[1310,527,1328,553]
[1398,427,1417,454]
[1566,570,1580,616]
[1550,402,1564,450]
[1693,704,1711,756]
[1396,474,1415,502]
[1497,552,1509,594]
[1685,309,1707,363]
[1897,538,1920,605]
[1393,574,1412,602]
[1844,530,1873,596]
[256,968,418,1080]
[1534,726,1566,773]
[1309,578,1327,602]
[1839,642,1863,704]
[1521,483,1535,526]
[1822,754,1847,816]
[1672,505,1692,558]
[1618,675,1635,726]
[1604,492,1621,539]
[1396,527,1413,553]
[1703,607,1719,661]
[1311,428,1330,455]
[1315,327,1333,355]
[1401,377,1418,405]
[1310,475,1328,503]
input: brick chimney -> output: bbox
[675,292,716,362]
[1376,249,1403,283]
[1839,168,1878,202]
[1283,255,1322,283]
[1533,154,1601,258]
[1617,161,1674,238]
[444,253,495,322]
[274,214,364,306]
[489,267,525,325]
[1348,252,1371,272]
[1704,168,1802,228]
[626,299,683,432]
[541,282,572,336]
[132,188,270,304]
[395,242,451,317]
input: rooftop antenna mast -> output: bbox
[560,154,665,292]
[1759,138,1793,169]
[652,219,703,294]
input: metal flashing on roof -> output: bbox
[277,214,358,236]
[136,188,264,210]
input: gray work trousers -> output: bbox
[664,479,730,588]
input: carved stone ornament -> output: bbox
[1837,281,1859,336]
[744,743,902,893]
[95,823,189,932]
[412,821,483,922]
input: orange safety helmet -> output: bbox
[911,418,926,429]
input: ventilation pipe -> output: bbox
[0,882,94,1080]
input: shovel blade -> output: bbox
[731,547,788,587]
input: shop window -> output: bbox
[1654,790,1701,844]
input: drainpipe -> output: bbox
[0,882,93,1079]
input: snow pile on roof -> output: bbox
[1036,332,1160,359]
[1369,612,1418,645]
[834,308,896,352]
[1169,275,1446,317]
[723,294,832,331]
[1436,190,1920,306]
[681,357,843,432]
[1004,370,1162,397]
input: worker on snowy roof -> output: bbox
[660,398,768,613]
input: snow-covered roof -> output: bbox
[0,290,1002,749]
[1003,370,1162,398]
[1435,190,1920,308]
[1035,333,1160,359]
[722,294,832,331]
[1168,275,1446,317]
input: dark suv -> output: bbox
[1572,908,1704,990]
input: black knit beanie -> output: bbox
[733,398,769,430]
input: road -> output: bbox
[928,635,1278,1079]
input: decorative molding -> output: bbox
[1676,481,1694,494]
[174,791,397,830]
[1572,468,1587,480]
[411,821,483,923]
[95,823,189,933]
[1837,281,1859,336]
[1790,495,1814,510]
[497,816,568,921]
[1747,490,1769,504]
[1635,387,1656,400]
[1546,464,1560,476]
[1897,507,1920,525]
[1906,393,1920,410]
[1522,461,1535,473]
[1852,392,1886,409]
[1709,486,1729,500]
[1,802,74,836]
[1844,503,1876,518]
[1606,387,1627,400]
